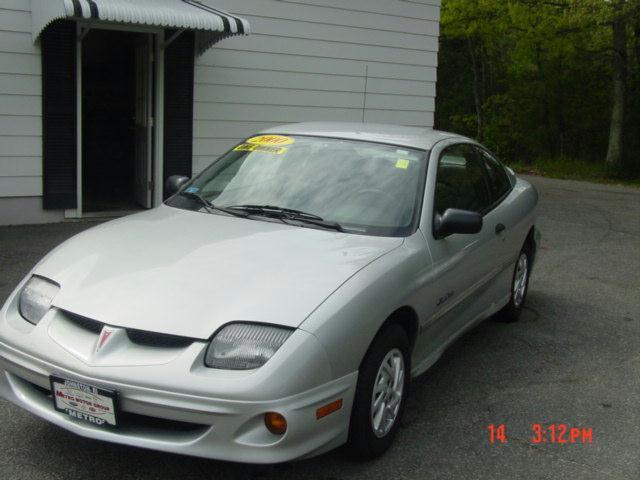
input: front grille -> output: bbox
[126,329,195,349]
[65,312,103,334]
[63,311,196,349]
[30,382,51,396]
[117,411,207,432]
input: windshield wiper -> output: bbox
[228,205,323,220]
[178,191,249,218]
[227,205,343,232]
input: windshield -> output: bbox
[167,135,428,237]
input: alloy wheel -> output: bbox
[513,252,529,308]
[370,348,405,438]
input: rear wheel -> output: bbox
[347,325,410,459]
[496,243,532,322]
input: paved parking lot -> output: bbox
[0,175,638,479]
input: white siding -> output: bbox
[0,0,41,198]
[193,0,440,173]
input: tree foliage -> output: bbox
[436,0,640,178]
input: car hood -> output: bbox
[34,206,402,339]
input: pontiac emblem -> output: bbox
[95,327,115,354]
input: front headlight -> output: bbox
[19,276,60,325]
[205,323,294,370]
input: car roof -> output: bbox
[259,122,470,151]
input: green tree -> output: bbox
[437,0,640,178]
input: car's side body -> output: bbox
[0,123,539,463]
[297,132,538,381]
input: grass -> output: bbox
[507,157,640,188]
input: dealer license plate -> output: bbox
[50,376,118,428]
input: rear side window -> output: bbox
[475,147,512,204]
[434,144,492,215]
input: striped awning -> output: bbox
[31,0,250,54]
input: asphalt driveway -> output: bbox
[0,175,638,479]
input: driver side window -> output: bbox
[434,144,492,216]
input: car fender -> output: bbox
[298,232,430,379]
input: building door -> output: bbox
[81,29,155,214]
[40,22,200,216]
[134,35,154,209]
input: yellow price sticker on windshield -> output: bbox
[395,159,410,169]
[246,135,295,147]
[234,144,288,155]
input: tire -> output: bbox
[347,324,410,460]
[495,242,532,323]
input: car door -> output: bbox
[473,146,519,297]
[413,142,499,369]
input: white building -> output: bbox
[0,0,440,225]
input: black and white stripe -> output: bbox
[88,0,99,18]
[70,0,99,19]
[69,0,83,18]
[182,0,246,35]
[68,0,246,36]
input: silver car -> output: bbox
[0,123,539,463]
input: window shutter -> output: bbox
[41,21,77,210]
[163,30,195,198]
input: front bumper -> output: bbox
[0,351,357,463]
[0,286,357,464]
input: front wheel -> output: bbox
[347,325,410,459]
[495,244,532,322]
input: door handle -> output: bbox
[495,223,506,234]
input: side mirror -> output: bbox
[433,208,483,239]
[166,175,190,196]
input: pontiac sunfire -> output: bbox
[0,123,539,463]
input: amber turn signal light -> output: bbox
[264,412,287,435]
[316,399,343,420]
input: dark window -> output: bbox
[434,144,492,216]
[475,147,512,204]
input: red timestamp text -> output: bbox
[487,424,594,444]
[531,423,593,444]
